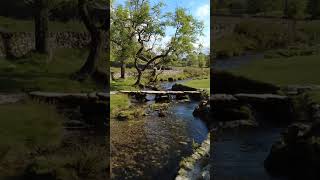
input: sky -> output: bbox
[114,0,210,53]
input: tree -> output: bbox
[111,3,138,79]
[120,0,203,86]
[286,0,308,41]
[75,0,109,80]
[287,0,308,19]
[25,0,50,54]
[25,0,67,54]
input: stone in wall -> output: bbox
[0,31,108,58]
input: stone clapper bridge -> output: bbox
[29,90,202,102]
[111,90,203,101]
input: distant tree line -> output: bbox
[214,0,320,19]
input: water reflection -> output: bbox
[111,100,208,180]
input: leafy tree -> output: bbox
[187,53,198,67]
[111,3,138,79]
[287,0,308,19]
[118,0,203,86]
[75,0,109,80]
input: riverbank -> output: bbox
[0,48,107,93]
[110,67,209,91]
[0,93,109,180]
[110,78,210,179]
[212,48,320,179]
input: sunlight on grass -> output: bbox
[230,55,320,86]
[110,94,130,112]
[0,48,105,92]
[0,101,63,149]
[183,78,210,91]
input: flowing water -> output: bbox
[213,127,288,180]
[111,80,209,180]
[212,54,290,179]
[213,53,264,70]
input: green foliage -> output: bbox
[215,20,292,58]
[264,44,320,59]
[287,0,308,19]
[0,48,105,92]
[111,0,204,84]
[111,3,139,65]
[24,144,107,180]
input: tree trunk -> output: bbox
[78,30,103,78]
[134,68,142,86]
[34,0,49,54]
[120,59,126,79]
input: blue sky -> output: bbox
[114,0,210,53]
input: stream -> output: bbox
[213,127,288,180]
[212,53,289,180]
[111,80,209,180]
[212,53,264,70]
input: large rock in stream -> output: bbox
[209,93,293,128]
[264,122,320,179]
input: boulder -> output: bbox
[212,105,254,122]
[158,109,166,117]
[172,84,197,91]
[264,122,320,179]
[193,100,210,122]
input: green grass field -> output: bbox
[0,101,63,148]
[110,67,210,90]
[0,16,85,32]
[183,78,210,91]
[0,48,107,92]
[110,94,130,112]
[230,54,320,86]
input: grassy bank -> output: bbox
[214,20,320,59]
[110,94,146,121]
[183,78,210,91]
[0,101,63,177]
[111,67,209,90]
[0,16,85,32]
[229,54,320,86]
[0,48,107,92]
[0,100,108,179]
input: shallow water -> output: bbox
[213,127,288,180]
[111,100,209,180]
[213,53,264,71]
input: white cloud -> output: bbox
[195,4,210,19]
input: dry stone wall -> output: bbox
[0,31,107,58]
